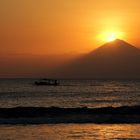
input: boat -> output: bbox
[34,79,59,86]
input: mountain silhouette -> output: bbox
[51,39,140,79]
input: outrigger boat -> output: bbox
[34,79,59,86]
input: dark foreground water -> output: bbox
[0,79,140,139]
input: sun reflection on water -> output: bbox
[0,124,140,140]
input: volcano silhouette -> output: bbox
[52,39,140,79]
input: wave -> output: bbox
[0,106,140,124]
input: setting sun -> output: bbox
[106,32,117,42]
[97,31,124,43]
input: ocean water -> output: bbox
[0,79,140,108]
[0,79,140,140]
[0,124,140,140]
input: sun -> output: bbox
[106,32,117,42]
[97,31,124,43]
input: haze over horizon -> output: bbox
[49,39,140,79]
[1,0,140,78]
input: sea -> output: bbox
[0,78,140,140]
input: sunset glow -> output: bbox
[98,31,124,43]
[0,0,140,77]
[0,1,140,139]
[105,32,118,42]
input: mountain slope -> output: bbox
[51,39,140,79]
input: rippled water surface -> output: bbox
[0,124,140,140]
[0,79,140,108]
[0,79,140,139]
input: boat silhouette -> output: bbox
[34,79,59,86]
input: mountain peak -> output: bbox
[102,39,134,47]
[92,39,140,56]
[51,39,140,79]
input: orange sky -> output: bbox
[0,0,140,77]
